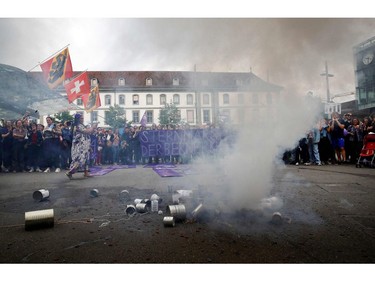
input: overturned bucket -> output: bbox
[33,189,50,202]
[163,216,175,227]
[25,209,54,231]
[271,212,283,225]
[166,204,186,221]
[125,205,136,216]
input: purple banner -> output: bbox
[139,129,223,157]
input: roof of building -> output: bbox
[29,70,283,93]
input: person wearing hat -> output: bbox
[66,113,97,179]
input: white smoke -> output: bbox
[190,91,322,211]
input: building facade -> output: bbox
[31,70,283,128]
[353,36,375,115]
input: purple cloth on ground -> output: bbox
[152,167,183,177]
[144,164,176,169]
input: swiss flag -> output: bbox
[64,72,91,103]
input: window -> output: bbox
[91,111,98,123]
[91,78,98,86]
[105,95,111,106]
[203,109,210,123]
[266,93,272,105]
[238,93,244,104]
[186,94,193,105]
[146,110,153,123]
[146,94,153,105]
[119,94,125,105]
[118,78,125,86]
[133,94,139,105]
[173,78,179,86]
[132,111,140,123]
[146,78,152,86]
[76,97,83,106]
[187,110,195,123]
[160,94,166,105]
[203,93,210,105]
[223,93,229,104]
[252,93,259,104]
[173,94,180,105]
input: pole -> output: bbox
[320,61,334,102]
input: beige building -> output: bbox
[31,70,283,127]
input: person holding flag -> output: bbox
[65,113,97,179]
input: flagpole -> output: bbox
[27,44,70,72]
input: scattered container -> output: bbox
[150,193,163,203]
[191,203,203,219]
[163,216,175,227]
[33,189,50,202]
[90,189,99,197]
[151,200,158,212]
[125,205,136,216]
[166,204,186,221]
[141,199,152,208]
[119,190,130,202]
[136,203,148,213]
[158,210,163,215]
[271,212,283,225]
[25,209,54,231]
[134,198,143,205]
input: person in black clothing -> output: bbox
[27,122,43,172]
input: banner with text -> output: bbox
[139,129,225,157]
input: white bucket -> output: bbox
[33,189,50,201]
[25,209,54,230]
[134,198,143,205]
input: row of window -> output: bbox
[75,93,273,106]
[84,108,215,125]
[92,77,246,87]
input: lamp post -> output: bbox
[320,61,334,102]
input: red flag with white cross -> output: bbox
[64,72,91,103]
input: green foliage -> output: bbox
[53,111,74,123]
[159,102,181,127]
[105,105,127,129]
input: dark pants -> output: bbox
[12,140,25,172]
[27,144,41,169]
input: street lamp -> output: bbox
[320,61,334,102]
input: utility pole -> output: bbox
[320,61,334,102]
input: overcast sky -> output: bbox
[1,3,375,102]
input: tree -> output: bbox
[53,111,74,124]
[159,102,181,127]
[105,105,127,129]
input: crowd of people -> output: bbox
[1,112,375,175]
[0,114,215,175]
[287,112,375,166]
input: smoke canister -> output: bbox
[150,193,163,204]
[166,204,186,221]
[163,216,175,227]
[33,189,50,202]
[151,200,158,212]
[25,209,54,230]
[90,189,99,197]
[136,203,148,213]
[125,205,136,216]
